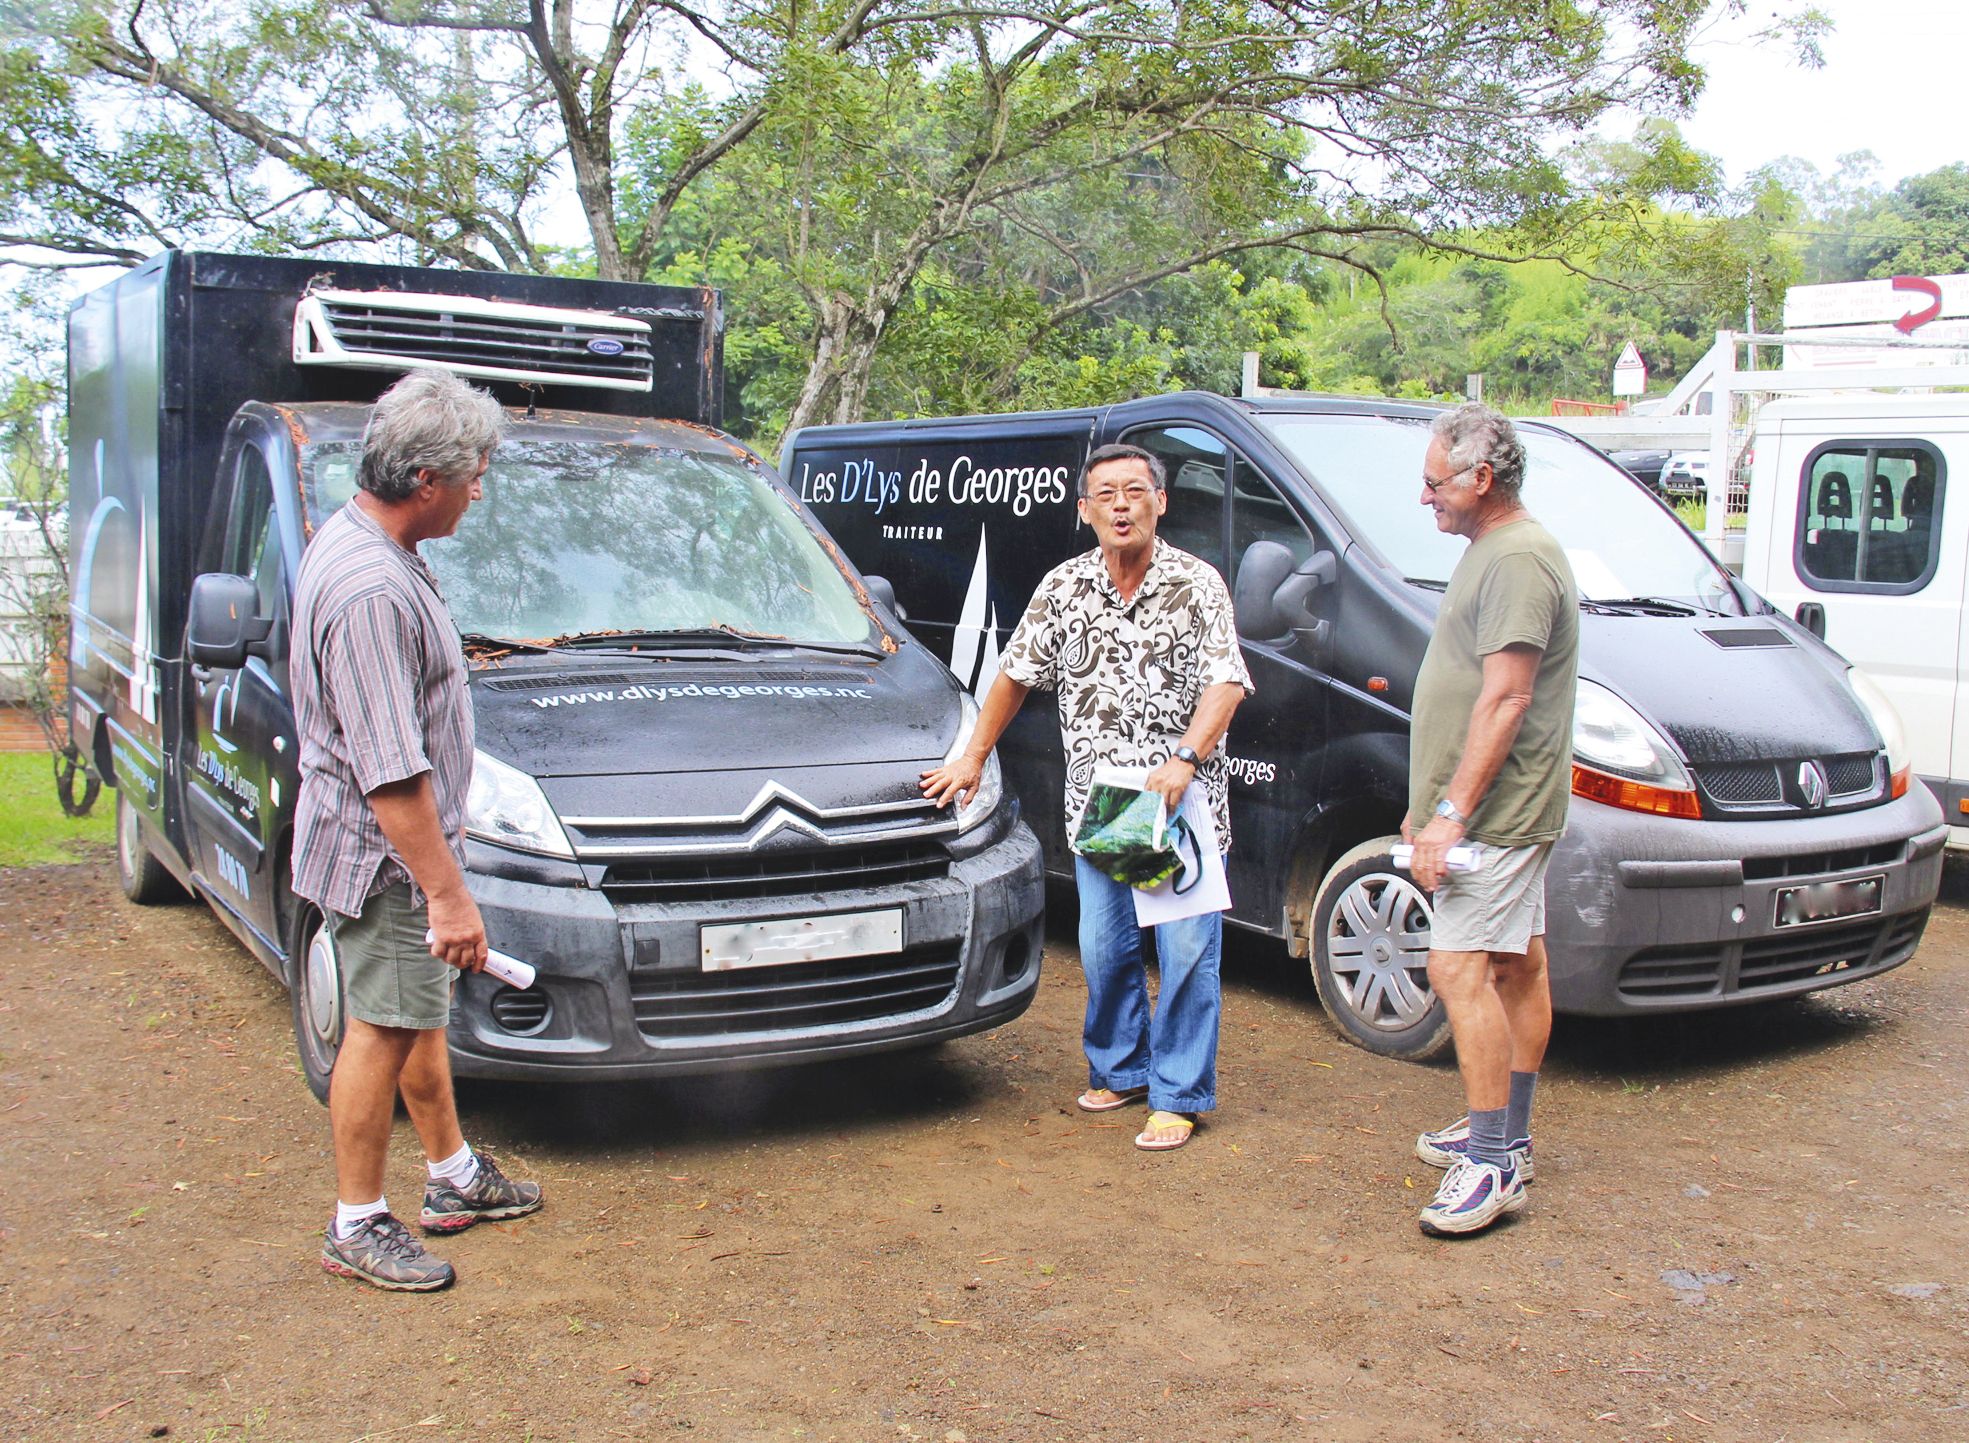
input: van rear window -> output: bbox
[1794,441,1946,595]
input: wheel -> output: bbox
[290,904,344,1104]
[1309,836,1453,1061]
[115,789,185,904]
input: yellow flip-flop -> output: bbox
[1077,1086,1149,1113]
[1134,1110,1195,1151]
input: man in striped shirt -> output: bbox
[292,368,543,1292]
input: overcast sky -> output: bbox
[1663,0,1961,190]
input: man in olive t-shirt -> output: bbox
[1403,402,1579,1237]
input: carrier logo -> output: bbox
[1797,760,1828,809]
[585,336,626,356]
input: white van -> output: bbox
[1741,392,1969,844]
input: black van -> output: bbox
[67,251,1044,1097]
[784,393,1947,1058]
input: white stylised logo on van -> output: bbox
[949,530,1001,698]
[1797,760,1828,809]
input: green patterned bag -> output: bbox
[1072,779,1199,891]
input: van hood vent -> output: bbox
[1699,626,1794,650]
[294,290,654,392]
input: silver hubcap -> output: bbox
[1325,870,1436,1031]
[118,797,138,875]
[305,925,342,1051]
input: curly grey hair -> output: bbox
[358,368,506,502]
[1430,402,1526,500]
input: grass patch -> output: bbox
[1671,499,1747,533]
[0,751,114,866]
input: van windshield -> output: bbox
[303,440,875,647]
[1261,414,1742,612]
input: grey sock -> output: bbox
[1506,1070,1538,1149]
[1466,1106,1511,1168]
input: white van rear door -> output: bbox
[1775,420,1963,787]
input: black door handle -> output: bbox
[1794,601,1826,640]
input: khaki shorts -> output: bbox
[1429,842,1553,955]
[330,882,454,1031]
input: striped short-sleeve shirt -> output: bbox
[290,500,475,918]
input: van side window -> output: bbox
[1230,466,1317,586]
[1796,441,1946,594]
[224,447,287,640]
[1125,426,1227,571]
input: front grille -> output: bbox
[1826,753,1879,795]
[631,945,961,1039]
[1694,751,1885,815]
[1737,910,1926,988]
[318,299,654,386]
[1616,907,1927,1002]
[1698,762,1782,804]
[1742,840,1902,881]
[602,840,950,904]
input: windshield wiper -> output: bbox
[1404,577,1448,591]
[459,632,564,655]
[554,627,881,658]
[1582,596,1703,617]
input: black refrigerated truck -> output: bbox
[69,250,1043,1098]
[783,395,1946,1059]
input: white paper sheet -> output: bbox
[1132,782,1232,925]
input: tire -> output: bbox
[1308,836,1454,1061]
[290,904,344,1104]
[115,790,186,905]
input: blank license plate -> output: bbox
[1773,875,1884,928]
[701,908,903,972]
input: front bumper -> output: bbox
[1546,787,1945,1016]
[445,822,1046,1080]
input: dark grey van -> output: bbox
[785,393,1946,1059]
[67,251,1044,1097]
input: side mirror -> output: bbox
[187,573,272,669]
[1235,542,1337,647]
[863,573,907,622]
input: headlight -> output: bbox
[943,693,1003,832]
[1847,666,1911,795]
[1573,679,1693,788]
[466,749,574,858]
[1571,679,1701,819]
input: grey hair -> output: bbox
[1431,402,1526,499]
[358,368,506,502]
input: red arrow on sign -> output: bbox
[1892,275,1942,334]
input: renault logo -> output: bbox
[1798,760,1828,809]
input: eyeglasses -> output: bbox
[1086,483,1156,505]
[1422,464,1476,493]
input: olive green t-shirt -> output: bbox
[1409,516,1580,847]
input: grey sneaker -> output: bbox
[321,1213,456,1291]
[1415,1116,1535,1182]
[420,1152,544,1234]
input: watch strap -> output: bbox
[1173,745,1201,768]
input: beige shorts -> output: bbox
[1429,842,1553,955]
[329,882,455,1031]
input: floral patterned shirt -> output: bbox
[998,538,1253,851]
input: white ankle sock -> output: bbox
[428,1142,478,1187]
[333,1197,387,1239]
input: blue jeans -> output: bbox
[1074,856,1223,1114]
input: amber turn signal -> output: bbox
[1570,763,1702,820]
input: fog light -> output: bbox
[1000,935,1033,985]
[490,985,551,1036]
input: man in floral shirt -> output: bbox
[922,442,1251,1151]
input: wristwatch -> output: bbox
[1434,798,1469,826]
[1173,745,1202,768]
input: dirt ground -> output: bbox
[3,853,1966,1443]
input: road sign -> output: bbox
[1613,341,1646,397]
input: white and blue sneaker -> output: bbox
[1418,1156,1527,1237]
[1415,1116,1535,1182]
